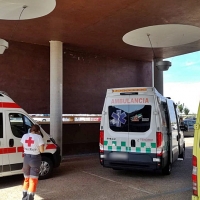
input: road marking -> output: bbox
[133,186,192,200]
[82,171,154,194]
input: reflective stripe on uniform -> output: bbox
[23,177,29,191]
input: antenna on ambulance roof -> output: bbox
[0,91,9,96]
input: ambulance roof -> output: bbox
[0,91,9,96]
[106,87,169,102]
[0,91,14,102]
[107,87,159,95]
[0,91,22,109]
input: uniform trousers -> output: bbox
[22,154,41,200]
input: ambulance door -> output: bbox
[0,112,11,176]
[128,97,155,162]
[5,112,33,172]
[105,96,129,160]
[166,99,179,161]
[0,112,3,175]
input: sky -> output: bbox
[163,51,200,114]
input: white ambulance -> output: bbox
[99,87,185,175]
[0,91,61,179]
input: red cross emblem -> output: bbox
[25,137,34,147]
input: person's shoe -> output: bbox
[27,193,34,200]
[22,191,27,200]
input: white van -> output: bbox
[99,87,185,175]
[0,91,61,179]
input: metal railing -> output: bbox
[30,114,102,124]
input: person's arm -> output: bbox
[39,144,45,153]
[38,135,45,153]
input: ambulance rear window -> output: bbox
[108,105,151,132]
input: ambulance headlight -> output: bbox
[50,137,56,145]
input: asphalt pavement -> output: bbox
[0,137,194,200]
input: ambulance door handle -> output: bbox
[9,139,14,147]
[131,140,136,147]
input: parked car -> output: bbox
[32,114,50,122]
[180,119,196,137]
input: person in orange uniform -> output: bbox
[21,124,45,200]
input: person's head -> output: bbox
[30,124,40,134]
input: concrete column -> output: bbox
[50,41,63,157]
[153,58,163,95]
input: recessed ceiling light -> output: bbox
[0,39,8,54]
[0,0,56,20]
[123,24,200,48]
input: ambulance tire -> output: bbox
[179,147,185,160]
[112,168,121,170]
[39,156,53,180]
[162,162,172,175]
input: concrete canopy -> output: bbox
[0,0,200,61]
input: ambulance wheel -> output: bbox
[112,168,121,170]
[39,156,53,180]
[162,162,172,175]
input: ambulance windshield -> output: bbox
[108,105,151,132]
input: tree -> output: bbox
[184,107,190,115]
[177,102,184,114]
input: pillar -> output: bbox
[50,41,63,157]
[153,58,164,95]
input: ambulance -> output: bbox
[99,87,185,175]
[192,103,200,199]
[0,91,61,179]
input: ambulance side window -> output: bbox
[24,116,33,130]
[0,113,3,138]
[167,101,177,131]
[162,102,170,130]
[9,113,33,138]
[160,102,167,127]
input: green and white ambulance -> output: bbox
[99,87,185,175]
